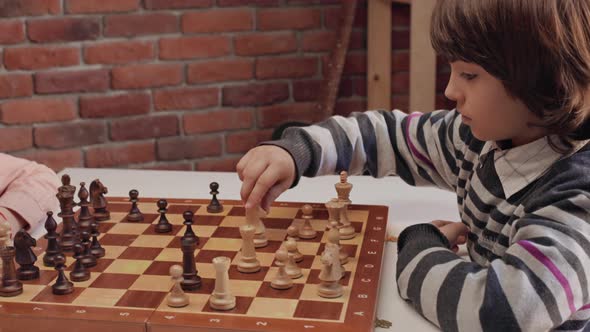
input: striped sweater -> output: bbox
[268,109,590,331]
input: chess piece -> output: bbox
[325,199,343,229]
[14,229,39,280]
[237,224,261,273]
[207,182,223,213]
[180,236,201,291]
[167,265,189,308]
[286,226,304,263]
[317,244,343,298]
[182,211,199,245]
[245,206,267,248]
[284,239,302,279]
[90,179,110,221]
[52,253,74,295]
[335,171,355,239]
[43,212,61,267]
[328,220,348,265]
[209,256,236,310]
[298,204,317,239]
[77,182,94,234]
[89,221,105,258]
[0,246,23,297]
[155,199,172,233]
[335,170,352,201]
[80,231,97,268]
[70,243,90,282]
[56,174,77,251]
[270,249,293,290]
[337,200,356,240]
[126,189,144,222]
[0,219,11,247]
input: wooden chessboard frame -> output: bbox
[0,197,388,332]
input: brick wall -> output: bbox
[0,0,451,172]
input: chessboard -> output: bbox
[0,197,388,332]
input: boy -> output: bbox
[237,0,590,330]
[0,153,60,237]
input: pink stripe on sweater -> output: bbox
[404,112,434,170]
[518,240,576,314]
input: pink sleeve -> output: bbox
[0,153,60,233]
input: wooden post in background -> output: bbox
[409,0,437,112]
[367,0,392,111]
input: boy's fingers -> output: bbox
[236,154,251,181]
[240,161,268,203]
[260,184,286,213]
[245,166,278,209]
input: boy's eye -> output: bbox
[460,72,478,80]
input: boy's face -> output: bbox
[444,61,547,146]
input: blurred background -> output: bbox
[0,0,452,172]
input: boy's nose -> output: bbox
[444,74,461,102]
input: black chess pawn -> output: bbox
[14,229,40,280]
[70,243,90,282]
[182,210,199,245]
[207,182,223,213]
[0,246,23,297]
[43,211,61,267]
[126,189,144,222]
[77,182,94,234]
[79,231,97,268]
[52,253,74,295]
[155,199,172,233]
[89,221,105,258]
[180,236,201,291]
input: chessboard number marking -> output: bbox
[364,264,374,268]
[358,294,368,299]
[368,251,377,255]
[209,318,221,323]
[33,307,43,311]
[361,278,372,283]
[354,311,365,316]
[76,309,86,314]
[370,239,379,243]
[303,325,316,329]
[373,227,382,231]
[119,312,130,317]
[256,321,268,326]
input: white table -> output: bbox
[55,168,459,331]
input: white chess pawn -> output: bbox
[328,220,349,265]
[167,265,189,308]
[0,220,11,248]
[286,227,304,263]
[283,239,302,279]
[271,249,293,289]
[317,243,343,298]
[209,256,236,310]
[238,224,261,273]
[298,204,317,239]
[246,206,268,248]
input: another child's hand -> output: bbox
[431,220,469,252]
[237,146,296,212]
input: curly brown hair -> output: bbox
[430,0,590,151]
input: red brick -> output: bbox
[0,20,24,44]
[34,121,107,149]
[226,129,272,154]
[0,127,33,152]
[86,142,156,168]
[182,10,252,33]
[84,41,154,65]
[352,77,367,97]
[140,162,193,171]
[341,53,366,76]
[218,0,277,6]
[256,57,317,79]
[223,83,289,107]
[27,18,100,43]
[293,79,322,102]
[183,109,253,134]
[66,0,139,14]
[0,74,33,98]
[195,156,242,172]
[35,69,109,94]
[154,87,218,111]
[349,30,364,50]
[157,136,221,161]
[187,59,253,84]
[4,46,79,70]
[302,30,336,52]
[257,102,319,128]
[234,32,296,56]
[159,36,230,60]
[258,8,320,30]
[112,64,182,89]
[144,0,212,10]
[80,93,151,118]
[104,13,178,37]
[1,99,76,125]
[16,149,82,172]
[0,0,60,17]
[334,99,366,117]
[110,115,178,141]
[337,77,354,98]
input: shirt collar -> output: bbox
[479,136,589,198]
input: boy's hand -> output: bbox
[431,220,469,252]
[237,146,296,212]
